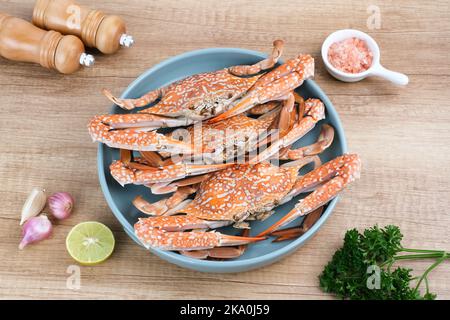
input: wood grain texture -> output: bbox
[1,0,449,300]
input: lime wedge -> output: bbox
[66,221,115,265]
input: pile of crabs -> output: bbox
[88,40,361,260]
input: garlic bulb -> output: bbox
[20,187,46,225]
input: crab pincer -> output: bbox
[132,185,198,216]
[208,54,315,123]
[257,154,362,237]
[88,114,196,154]
[110,160,234,186]
[134,216,265,251]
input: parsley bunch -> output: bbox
[319,225,449,300]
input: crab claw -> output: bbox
[110,160,234,186]
[179,229,251,259]
[134,216,265,251]
[88,115,195,153]
[280,124,334,160]
[133,185,197,216]
[248,99,325,164]
[257,154,361,236]
[208,54,314,123]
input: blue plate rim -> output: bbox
[97,47,348,272]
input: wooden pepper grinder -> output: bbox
[0,13,94,74]
[33,0,134,54]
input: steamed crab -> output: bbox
[88,40,315,154]
[134,154,361,254]
[108,98,334,188]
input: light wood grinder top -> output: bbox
[0,13,94,74]
[33,0,134,54]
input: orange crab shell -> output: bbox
[184,112,278,156]
[180,162,299,221]
[139,70,261,118]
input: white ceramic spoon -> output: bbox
[321,29,409,85]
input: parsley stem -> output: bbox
[424,277,430,295]
[394,253,450,261]
[380,253,445,268]
[413,253,448,294]
[401,248,446,254]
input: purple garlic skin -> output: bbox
[48,192,74,220]
[19,215,53,249]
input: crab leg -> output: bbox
[180,246,247,259]
[257,92,304,150]
[294,92,306,115]
[229,40,284,76]
[257,154,361,236]
[102,87,165,111]
[279,124,335,160]
[133,185,198,216]
[245,94,296,156]
[140,151,166,167]
[180,229,250,260]
[150,173,211,194]
[270,206,323,242]
[208,54,314,123]
[134,216,265,251]
[98,113,193,129]
[248,99,325,164]
[110,160,233,186]
[88,115,196,153]
[268,92,296,136]
[280,155,322,169]
[247,101,282,115]
[120,149,132,165]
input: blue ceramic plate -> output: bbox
[97,48,347,273]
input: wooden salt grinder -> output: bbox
[33,0,134,54]
[0,13,94,74]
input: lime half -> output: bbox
[66,221,115,265]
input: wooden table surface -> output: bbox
[1,0,449,300]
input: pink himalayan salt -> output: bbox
[328,37,373,74]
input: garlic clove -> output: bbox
[20,187,46,225]
[19,214,53,249]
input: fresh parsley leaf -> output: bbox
[319,225,445,300]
